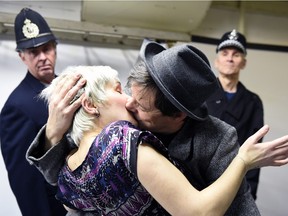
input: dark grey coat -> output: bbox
[206,81,264,199]
[27,116,260,216]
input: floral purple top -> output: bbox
[56,120,175,215]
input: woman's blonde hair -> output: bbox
[40,65,120,146]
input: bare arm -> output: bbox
[137,125,288,216]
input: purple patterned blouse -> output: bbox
[56,120,175,215]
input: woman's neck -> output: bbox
[67,129,101,171]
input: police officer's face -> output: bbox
[19,41,57,84]
[214,48,246,76]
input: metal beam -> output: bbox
[0,11,191,46]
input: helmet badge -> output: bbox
[22,18,39,39]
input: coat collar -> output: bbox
[208,81,248,120]
[24,71,48,93]
[168,118,196,161]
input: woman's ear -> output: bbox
[82,97,98,116]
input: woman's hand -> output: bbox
[45,73,86,147]
[238,125,288,171]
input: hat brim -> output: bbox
[217,40,246,55]
[142,42,208,121]
[16,34,56,50]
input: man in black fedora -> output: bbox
[26,40,260,215]
[0,8,66,216]
[206,29,264,200]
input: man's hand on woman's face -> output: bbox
[45,73,86,146]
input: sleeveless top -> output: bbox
[56,120,179,215]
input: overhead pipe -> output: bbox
[238,0,246,35]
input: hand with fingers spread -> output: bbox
[44,73,86,149]
[238,125,288,171]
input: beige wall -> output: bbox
[1,2,288,215]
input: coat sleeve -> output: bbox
[202,118,261,215]
[243,94,264,200]
[26,125,74,186]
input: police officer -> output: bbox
[206,29,264,200]
[0,8,67,216]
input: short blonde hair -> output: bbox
[40,65,120,146]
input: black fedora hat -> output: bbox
[14,8,57,51]
[141,41,219,121]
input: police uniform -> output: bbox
[0,8,66,216]
[206,30,264,200]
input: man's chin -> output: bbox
[40,69,54,77]
[138,122,151,131]
[39,71,55,83]
[41,68,53,72]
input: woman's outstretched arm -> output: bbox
[137,125,288,216]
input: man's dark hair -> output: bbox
[126,60,180,116]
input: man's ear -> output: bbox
[19,52,25,62]
[240,57,247,69]
[82,97,98,115]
